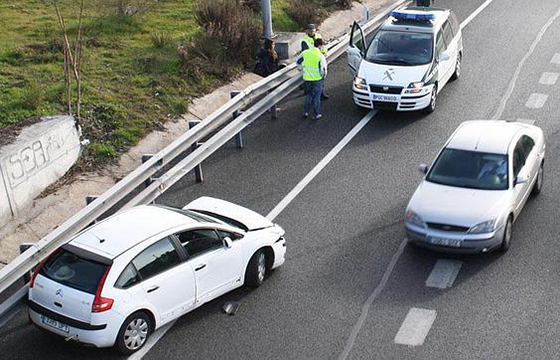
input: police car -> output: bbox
[347,6,463,113]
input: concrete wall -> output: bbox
[0,116,81,228]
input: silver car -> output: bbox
[405,120,545,254]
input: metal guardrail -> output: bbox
[0,0,408,327]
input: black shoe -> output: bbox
[314,114,323,120]
[303,112,309,118]
[321,93,330,100]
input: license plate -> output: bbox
[428,236,462,248]
[371,94,397,102]
[41,315,70,333]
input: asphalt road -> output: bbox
[2,0,560,358]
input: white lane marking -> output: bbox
[425,259,463,289]
[551,53,560,64]
[266,110,376,221]
[539,72,559,85]
[517,119,536,125]
[132,111,378,360]
[394,308,437,346]
[128,321,175,360]
[525,93,549,109]
[460,0,495,29]
[492,5,560,119]
[339,239,407,360]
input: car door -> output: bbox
[441,20,457,82]
[435,29,452,89]
[176,228,243,305]
[347,21,366,74]
[129,237,196,323]
[512,137,532,215]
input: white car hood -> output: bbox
[408,181,511,227]
[359,61,430,87]
[184,197,273,231]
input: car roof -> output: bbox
[382,6,449,34]
[446,121,527,154]
[69,205,197,259]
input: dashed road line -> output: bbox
[426,259,463,289]
[394,308,437,346]
[526,93,549,109]
[551,53,560,64]
[492,5,560,119]
[539,72,559,85]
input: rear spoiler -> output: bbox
[63,244,113,265]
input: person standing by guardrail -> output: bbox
[256,38,280,119]
[301,24,329,100]
[296,38,328,120]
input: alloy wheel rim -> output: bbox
[257,252,266,282]
[456,56,461,77]
[431,88,437,110]
[124,318,148,350]
[538,166,543,190]
[505,220,512,247]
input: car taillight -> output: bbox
[92,266,114,313]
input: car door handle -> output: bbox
[147,285,159,293]
[195,264,206,271]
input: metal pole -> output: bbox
[262,0,273,39]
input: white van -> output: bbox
[348,6,463,113]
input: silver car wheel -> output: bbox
[124,318,149,351]
[502,219,512,251]
[537,165,543,190]
[455,55,461,77]
[257,252,266,283]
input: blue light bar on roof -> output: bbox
[390,10,436,21]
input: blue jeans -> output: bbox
[304,80,323,116]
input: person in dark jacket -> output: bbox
[257,38,280,119]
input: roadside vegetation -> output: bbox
[0,0,354,164]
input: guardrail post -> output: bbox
[188,120,204,183]
[19,243,34,283]
[142,154,154,188]
[231,91,244,149]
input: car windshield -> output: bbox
[426,149,509,190]
[366,30,433,66]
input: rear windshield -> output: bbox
[40,249,108,294]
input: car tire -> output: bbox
[115,311,152,355]
[450,52,462,81]
[424,85,437,114]
[499,216,513,252]
[531,162,544,196]
[245,249,267,288]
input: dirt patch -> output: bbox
[0,116,43,147]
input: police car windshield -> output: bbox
[426,149,509,191]
[366,30,433,66]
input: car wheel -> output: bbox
[115,312,152,355]
[531,162,544,196]
[451,52,462,81]
[424,85,437,113]
[500,216,513,252]
[245,249,267,288]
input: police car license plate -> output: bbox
[371,94,397,102]
[41,315,70,333]
[428,236,461,248]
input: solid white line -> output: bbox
[492,5,560,119]
[132,111,378,360]
[539,72,559,85]
[338,238,407,360]
[128,321,176,360]
[551,53,560,64]
[525,93,549,109]
[394,308,437,346]
[425,259,463,289]
[460,0,495,29]
[266,110,377,221]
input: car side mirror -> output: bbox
[514,175,530,186]
[418,163,429,174]
[439,51,450,62]
[224,237,233,249]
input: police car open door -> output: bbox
[347,21,366,74]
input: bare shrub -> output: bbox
[322,0,354,9]
[286,0,320,29]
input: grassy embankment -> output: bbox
[0,0,340,163]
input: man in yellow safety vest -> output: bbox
[301,24,329,99]
[296,38,328,120]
